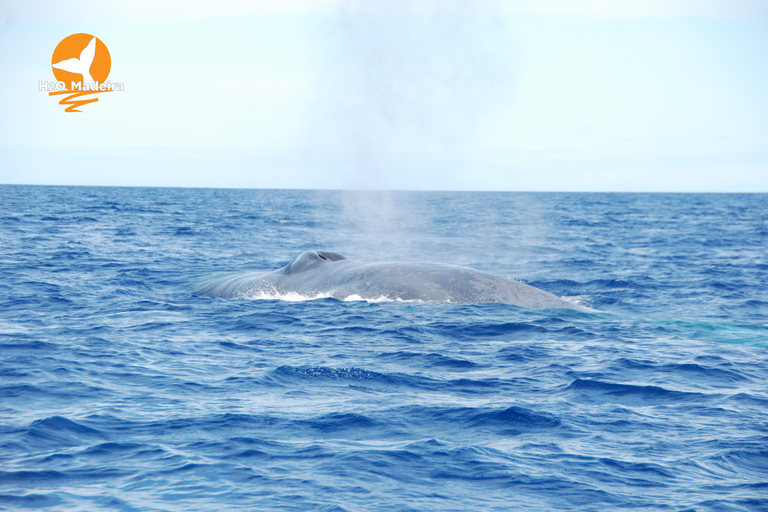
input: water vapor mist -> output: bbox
[309,0,512,256]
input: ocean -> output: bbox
[1,185,767,511]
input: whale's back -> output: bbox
[194,252,592,311]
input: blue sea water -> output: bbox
[1,185,767,512]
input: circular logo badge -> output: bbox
[51,33,111,86]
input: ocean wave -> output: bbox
[2,187,768,511]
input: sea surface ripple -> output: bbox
[1,186,767,511]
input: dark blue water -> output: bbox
[1,185,767,511]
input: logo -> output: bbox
[39,33,124,112]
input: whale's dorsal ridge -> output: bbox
[285,250,346,274]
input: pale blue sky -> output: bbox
[1,0,766,191]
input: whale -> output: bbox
[194,250,592,311]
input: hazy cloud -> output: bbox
[503,0,768,19]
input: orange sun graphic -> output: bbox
[51,33,111,86]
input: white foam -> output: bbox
[343,294,408,303]
[236,290,334,302]
[560,295,601,312]
[232,290,424,304]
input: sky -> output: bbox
[0,0,767,192]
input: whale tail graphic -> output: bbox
[51,37,97,87]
